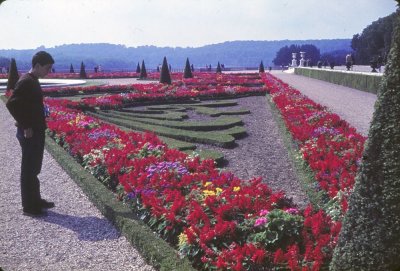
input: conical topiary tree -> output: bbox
[160,56,172,84]
[183,57,193,79]
[136,62,141,73]
[259,60,265,73]
[79,61,86,79]
[216,61,222,73]
[330,8,400,271]
[6,58,19,93]
[70,64,74,73]
[140,60,147,79]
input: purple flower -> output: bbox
[88,129,118,140]
[285,208,299,215]
[146,161,189,178]
[312,126,340,137]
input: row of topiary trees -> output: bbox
[6,56,266,89]
[68,58,267,84]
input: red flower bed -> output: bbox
[47,76,358,270]
[42,72,368,270]
[262,73,366,215]
[42,73,269,109]
[47,99,332,270]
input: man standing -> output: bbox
[6,51,55,217]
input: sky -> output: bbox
[0,0,398,50]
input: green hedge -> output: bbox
[88,111,237,147]
[147,100,237,109]
[112,110,187,120]
[192,106,250,117]
[294,67,382,94]
[100,111,243,131]
[44,135,195,271]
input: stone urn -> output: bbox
[291,53,297,67]
[299,52,306,67]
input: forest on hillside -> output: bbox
[351,11,397,64]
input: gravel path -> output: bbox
[0,102,155,271]
[272,71,377,137]
[191,96,310,207]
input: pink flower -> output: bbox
[259,209,269,216]
[254,217,268,227]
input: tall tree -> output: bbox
[183,57,193,78]
[216,62,222,73]
[70,64,74,73]
[351,12,397,64]
[259,60,265,73]
[140,60,147,79]
[6,58,19,92]
[331,8,400,270]
[136,62,141,73]
[79,61,86,79]
[160,56,172,84]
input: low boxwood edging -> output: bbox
[88,111,237,148]
[44,135,196,271]
[104,113,243,131]
[294,67,382,93]
[264,94,324,209]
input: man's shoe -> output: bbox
[40,199,55,209]
[23,208,47,217]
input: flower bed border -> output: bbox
[44,133,196,271]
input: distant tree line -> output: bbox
[272,12,396,68]
[272,44,321,66]
[0,39,351,72]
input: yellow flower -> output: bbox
[204,182,212,187]
[203,190,216,197]
[178,232,188,248]
[233,186,241,192]
[216,187,223,195]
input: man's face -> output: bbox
[37,63,53,77]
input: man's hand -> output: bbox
[24,128,33,138]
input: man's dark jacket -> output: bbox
[6,73,46,130]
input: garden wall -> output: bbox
[294,67,382,94]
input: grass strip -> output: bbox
[120,109,166,114]
[183,148,225,166]
[192,106,250,117]
[146,100,237,110]
[157,136,197,151]
[181,100,238,108]
[88,112,236,148]
[100,110,187,121]
[146,105,192,111]
[217,126,247,139]
[44,134,195,271]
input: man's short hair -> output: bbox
[32,51,54,67]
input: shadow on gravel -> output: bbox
[43,210,120,241]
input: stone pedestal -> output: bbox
[299,52,306,67]
[291,53,297,67]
